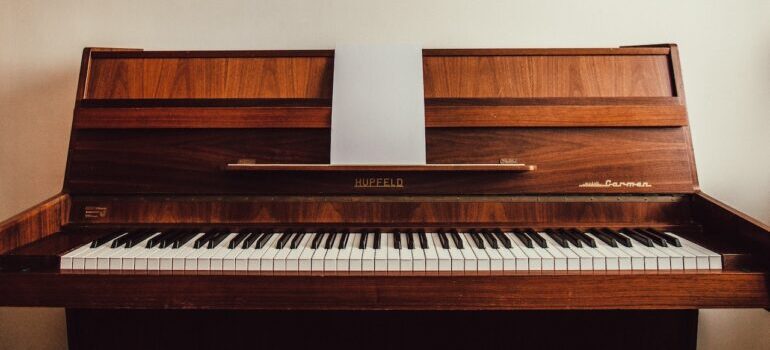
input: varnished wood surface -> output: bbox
[73,102,688,129]
[694,192,770,265]
[66,195,691,225]
[423,55,673,98]
[0,271,766,309]
[0,194,69,254]
[64,128,695,194]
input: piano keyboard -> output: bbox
[60,228,722,272]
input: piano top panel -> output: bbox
[82,47,676,100]
[65,45,697,195]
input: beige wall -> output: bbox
[1,0,768,349]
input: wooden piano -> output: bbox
[1,44,768,349]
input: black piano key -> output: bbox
[545,229,568,248]
[512,228,533,248]
[311,230,326,249]
[359,230,369,249]
[160,229,186,248]
[493,228,512,249]
[291,231,306,249]
[620,228,652,247]
[171,230,198,249]
[438,230,450,249]
[241,230,262,249]
[588,228,617,247]
[194,229,220,249]
[93,230,127,248]
[449,229,463,249]
[124,229,158,248]
[276,231,294,249]
[228,230,251,249]
[405,230,415,249]
[207,231,230,249]
[601,228,632,247]
[393,231,402,249]
[480,229,498,249]
[148,229,177,249]
[570,228,596,248]
[255,231,274,249]
[111,229,145,248]
[324,231,338,249]
[373,230,382,250]
[469,230,484,249]
[338,230,350,249]
[558,228,583,248]
[645,228,681,247]
[525,229,548,249]
[417,229,428,249]
[637,228,672,247]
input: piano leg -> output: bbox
[66,309,698,350]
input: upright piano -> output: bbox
[1,44,768,349]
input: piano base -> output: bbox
[66,309,699,350]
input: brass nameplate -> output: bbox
[84,206,108,219]
[354,177,405,188]
[579,180,652,188]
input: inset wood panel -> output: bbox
[0,194,69,254]
[86,57,334,99]
[64,128,695,195]
[423,55,674,98]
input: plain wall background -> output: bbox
[1,0,769,349]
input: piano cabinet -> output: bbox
[0,45,768,349]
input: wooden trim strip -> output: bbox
[0,194,69,254]
[88,47,670,59]
[74,98,688,129]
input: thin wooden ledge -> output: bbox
[224,161,536,172]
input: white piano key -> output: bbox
[121,233,164,270]
[183,235,212,271]
[431,234,451,271]
[285,233,309,271]
[463,233,489,271]
[259,234,283,271]
[411,241,426,271]
[323,234,340,272]
[222,237,252,271]
[170,233,205,270]
[247,234,279,271]
[146,244,172,271]
[666,233,722,270]
[507,233,537,271]
[206,234,234,271]
[336,234,354,271]
[457,234,477,272]
[584,233,621,270]
[525,236,555,271]
[422,235,438,271]
[621,238,661,270]
[493,239,516,271]
[399,244,413,272]
[348,234,363,271]
[541,234,577,270]
[578,239,607,271]
[60,242,95,270]
[651,243,685,270]
[363,233,378,271]
[310,235,328,272]
[98,245,128,270]
[386,234,400,272]
[566,243,594,271]
[79,241,118,270]
[374,234,388,271]
[298,233,317,271]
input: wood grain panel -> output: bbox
[86,57,333,99]
[0,194,69,254]
[63,128,695,195]
[423,55,674,98]
[0,272,766,309]
[67,196,691,226]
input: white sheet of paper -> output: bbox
[330,43,426,165]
